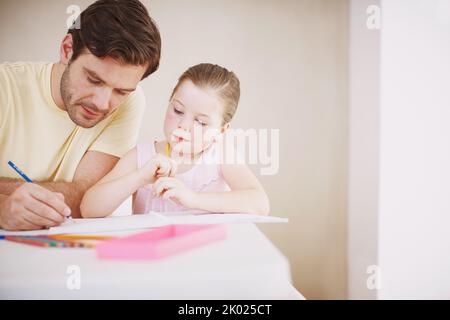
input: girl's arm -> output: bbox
[80,148,176,218]
[80,147,143,218]
[195,163,270,215]
[154,163,270,215]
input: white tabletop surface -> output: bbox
[0,223,304,299]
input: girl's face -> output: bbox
[163,80,225,157]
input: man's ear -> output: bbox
[60,34,74,65]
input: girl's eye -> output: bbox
[196,119,207,126]
[88,77,101,85]
[174,108,184,115]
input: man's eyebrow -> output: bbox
[84,67,136,92]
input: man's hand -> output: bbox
[0,183,70,230]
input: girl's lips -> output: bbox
[171,129,191,142]
[172,135,191,143]
[171,133,190,143]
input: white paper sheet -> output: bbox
[0,212,288,236]
[0,229,51,236]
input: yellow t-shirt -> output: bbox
[0,62,145,182]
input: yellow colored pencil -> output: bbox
[166,142,171,157]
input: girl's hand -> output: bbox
[153,177,197,208]
[140,154,177,184]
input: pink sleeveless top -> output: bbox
[132,141,230,214]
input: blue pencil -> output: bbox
[7,161,33,182]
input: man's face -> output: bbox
[60,52,146,128]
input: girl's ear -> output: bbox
[221,122,230,133]
[212,123,229,143]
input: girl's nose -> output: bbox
[178,118,191,132]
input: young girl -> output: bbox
[80,63,270,217]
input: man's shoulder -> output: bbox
[1,61,50,73]
[113,84,146,117]
[0,61,51,84]
[125,85,146,108]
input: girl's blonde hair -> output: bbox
[170,63,240,126]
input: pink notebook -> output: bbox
[96,224,226,260]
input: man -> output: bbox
[0,0,161,230]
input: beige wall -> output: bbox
[0,0,349,299]
[348,0,379,299]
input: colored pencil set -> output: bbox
[4,161,103,248]
[4,235,116,248]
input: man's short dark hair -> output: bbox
[68,0,161,79]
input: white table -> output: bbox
[0,223,303,299]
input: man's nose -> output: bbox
[92,87,112,112]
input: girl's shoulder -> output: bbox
[135,140,159,168]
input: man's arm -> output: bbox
[58,150,119,217]
[0,151,119,218]
[0,178,26,195]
